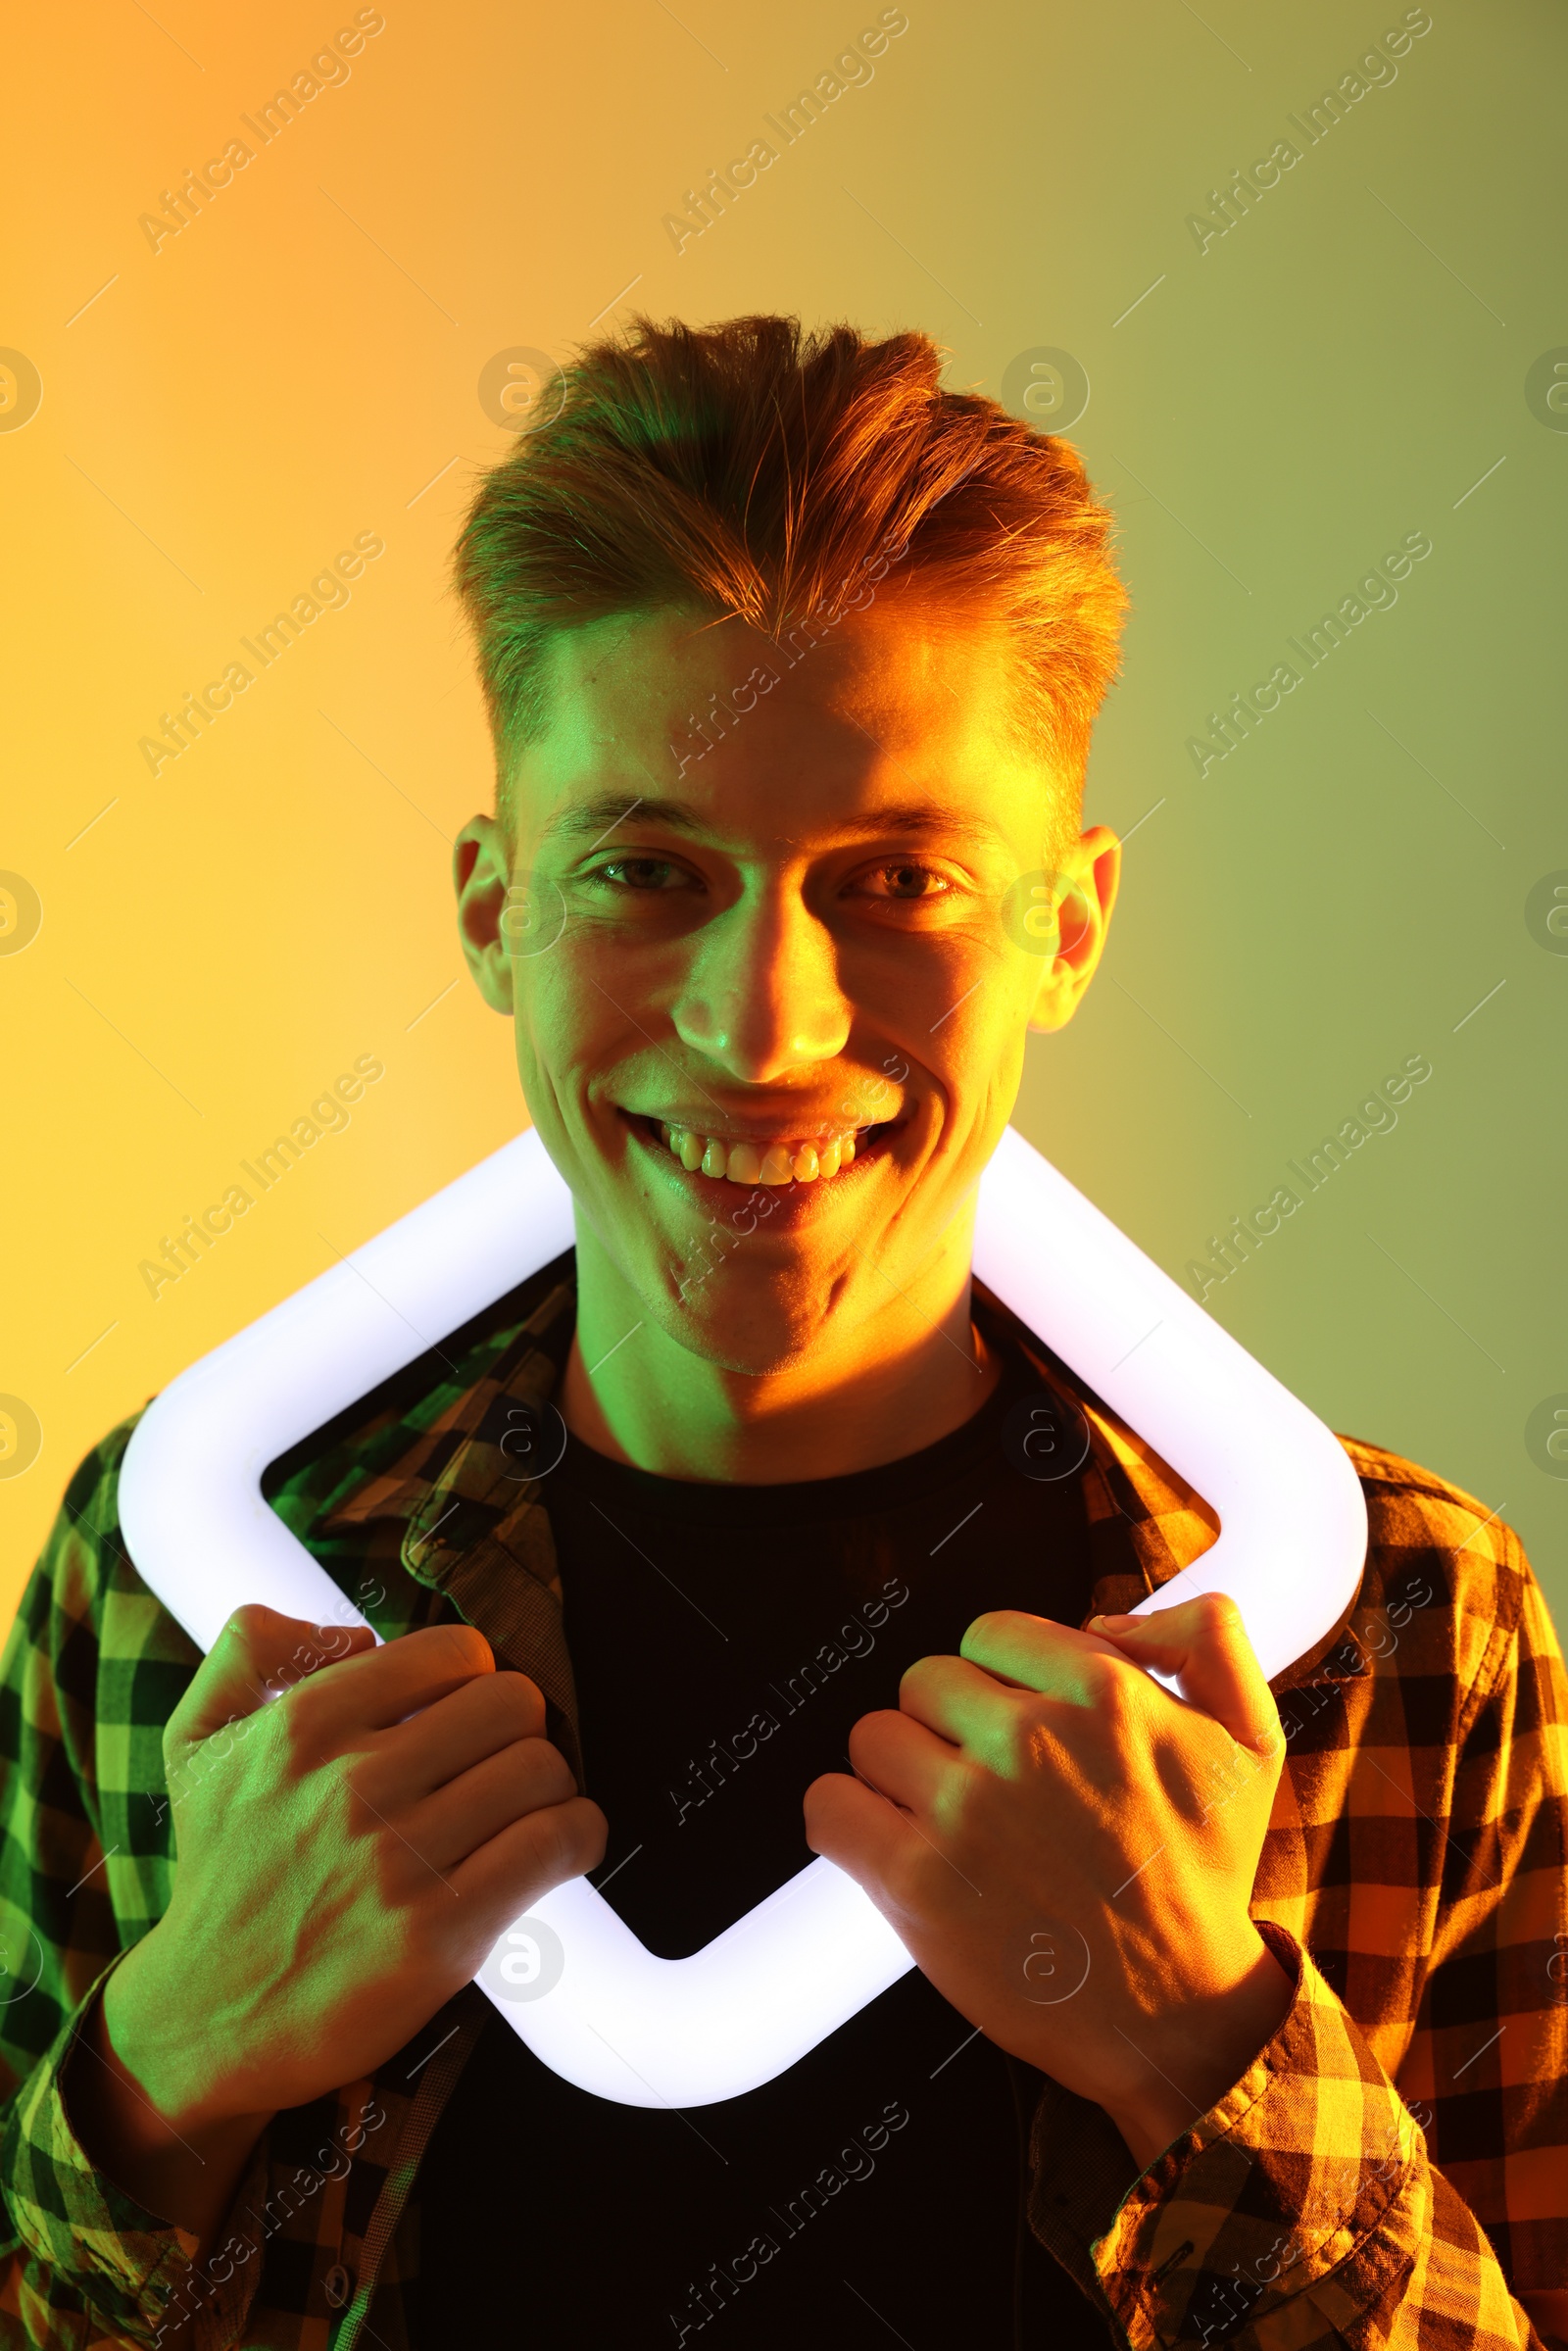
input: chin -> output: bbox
[648,1262,838,1379]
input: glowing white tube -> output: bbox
[119,1123,1366,2107]
[970,1129,1367,1685]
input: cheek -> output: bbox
[856,908,1018,1032]
[510,942,613,1112]
[920,952,1036,1096]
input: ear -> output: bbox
[1026,825,1121,1034]
[454,813,516,1016]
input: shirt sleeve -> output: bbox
[0,1426,266,2349]
[1025,1534,1568,2350]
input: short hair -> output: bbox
[453,314,1128,836]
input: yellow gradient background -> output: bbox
[3,0,1565,1627]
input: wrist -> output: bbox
[98,1925,272,2140]
[1102,2086,1195,2176]
[1102,1931,1294,2174]
[68,1951,274,2249]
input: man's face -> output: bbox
[455,594,1118,1376]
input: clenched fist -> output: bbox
[73,1604,605,2245]
[805,1593,1294,2170]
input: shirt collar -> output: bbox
[320,1266,1225,1625]
[319,1271,576,1546]
[312,1257,1358,1788]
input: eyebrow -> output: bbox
[539,794,706,844]
[538,795,1014,852]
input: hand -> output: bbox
[74,1605,605,2237]
[805,1593,1293,2169]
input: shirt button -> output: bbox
[324,2264,353,2308]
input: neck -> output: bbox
[559,1215,1001,1485]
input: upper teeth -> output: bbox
[657,1123,859,1184]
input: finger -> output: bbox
[1084,1593,1282,1753]
[167,1606,375,1758]
[290,1620,498,1739]
[404,1736,578,1873]
[802,1768,916,1898]
[956,1608,1107,1701]
[449,1793,608,1923]
[845,1708,953,1814]
[900,1651,1027,1748]
[368,1671,548,1801]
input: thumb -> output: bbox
[1087,1592,1283,1758]
[166,1603,375,1763]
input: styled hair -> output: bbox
[453,314,1128,830]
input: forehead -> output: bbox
[511,593,1046,845]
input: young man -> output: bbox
[1,316,1563,2350]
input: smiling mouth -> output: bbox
[633,1114,900,1186]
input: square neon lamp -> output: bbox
[118,1124,1366,2109]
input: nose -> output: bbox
[670,883,851,1082]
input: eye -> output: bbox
[853,861,953,903]
[587,856,697,893]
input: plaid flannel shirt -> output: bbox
[0,1251,1562,2349]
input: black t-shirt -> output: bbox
[408,1317,1118,2348]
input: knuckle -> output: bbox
[1082,1657,1141,1736]
[494,1671,546,1731]
[516,1735,575,1805]
[275,1696,327,1777]
[897,1655,940,1705]
[308,1620,364,1663]
[1008,1707,1061,1782]
[220,1602,301,1657]
[525,1797,579,1885]
[1077,1649,1123,1705]
[847,1708,898,1765]
[882,1833,928,1914]
[564,1795,609,1873]
[1010,1692,1054,1751]
[278,1650,333,1720]
[1253,1698,1286,1758]
[801,1771,835,1832]
[933,1755,987,1836]
[963,1607,1021,1650]
[425,1621,494,1679]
